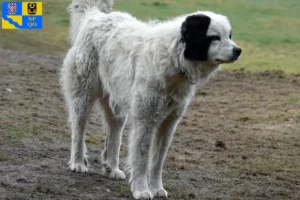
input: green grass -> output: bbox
[6,125,39,139]
[1,0,299,73]
[0,152,8,161]
[114,184,131,197]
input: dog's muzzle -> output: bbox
[230,47,242,61]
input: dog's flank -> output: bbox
[60,0,241,199]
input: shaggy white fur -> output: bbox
[60,0,241,199]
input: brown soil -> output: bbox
[1,48,300,200]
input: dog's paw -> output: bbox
[100,162,126,180]
[70,162,88,173]
[69,156,89,173]
[108,169,126,180]
[132,190,153,200]
[150,188,168,198]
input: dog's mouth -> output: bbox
[216,56,240,64]
[215,59,232,64]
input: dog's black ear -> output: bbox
[181,14,211,61]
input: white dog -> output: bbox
[60,0,242,199]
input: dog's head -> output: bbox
[181,11,241,64]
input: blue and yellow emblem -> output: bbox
[2,2,43,29]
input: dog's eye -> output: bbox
[229,30,232,39]
[210,36,220,41]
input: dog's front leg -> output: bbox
[148,108,184,198]
[129,121,156,199]
[128,91,166,200]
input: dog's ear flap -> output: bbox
[181,14,211,61]
[181,14,211,42]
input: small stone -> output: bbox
[215,140,226,149]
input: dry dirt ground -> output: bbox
[1,48,300,200]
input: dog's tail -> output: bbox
[68,0,114,45]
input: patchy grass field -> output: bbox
[1,0,300,72]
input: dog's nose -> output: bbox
[233,47,242,56]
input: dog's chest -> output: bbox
[166,75,194,111]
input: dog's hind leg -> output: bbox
[68,94,95,173]
[99,97,127,180]
[61,47,99,173]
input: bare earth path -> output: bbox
[0,48,300,200]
